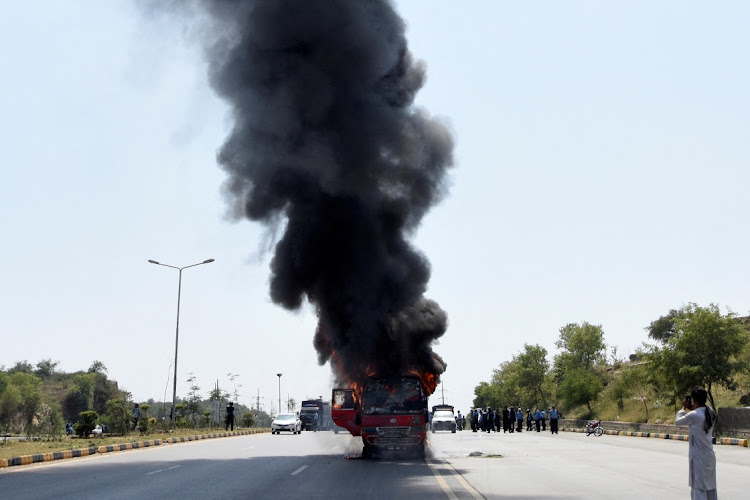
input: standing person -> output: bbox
[461,413,467,432]
[471,408,479,432]
[541,408,547,431]
[526,409,533,431]
[226,401,235,431]
[675,387,717,500]
[516,407,523,432]
[549,406,559,434]
[502,407,509,433]
[534,408,541,432]
[508,406,515,433]
[313,410,320,431]
[133,403,140,431]
[456,411,463,431]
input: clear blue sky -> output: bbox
[2,1,748,416]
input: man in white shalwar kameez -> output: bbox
[675,387,717,500]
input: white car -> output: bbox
[271,413,302,434]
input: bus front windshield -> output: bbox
[362,378,425,415]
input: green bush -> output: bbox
[137,416,149,434]
[242,413,255,427]
[74,410,98,437]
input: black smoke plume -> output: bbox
[196,0,453,391]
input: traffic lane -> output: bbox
[429,429,749,499]
[0,432,317,499]
[0,431,460,499]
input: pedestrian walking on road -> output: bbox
[534,408,541,432]
[675,387,717,500]
[541,409,547,431]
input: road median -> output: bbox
[1,428,270,468]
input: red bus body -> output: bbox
[332,376,428,458]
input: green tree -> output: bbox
[38,401,64,438]
[558,368,603,416]
[92,372,120,416]
[88,361,108,374]
[184,374,203,426]
[254,409,272,427]
[555,322,607,371]
[472,381,495,409]
[553,322,607,415]
[492,360,523,406]
[645,303,750,409]
[208,387,230,426]
[8,360,34,374]
[241,413,255,427]
[34,359,60,378]
[10,372,43,435]
[515,344,550,408]
[174,404,186,427]
[106,398,134,436]
[0,374,21,432]
[62,373,97,421]
[646,309,681,342]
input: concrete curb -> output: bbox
[97,439,163,454]
[1,446,98,468]
[562,427,747,447]
[0,428,270,468]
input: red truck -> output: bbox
[331,375,429,458]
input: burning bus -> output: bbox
[332,375,428,458]
[190,1,454,461]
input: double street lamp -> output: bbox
[148,258,215,424]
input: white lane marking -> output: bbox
[426,460,458,500]
[442,461,483,499]
[146,465,180,475]
[290,465,308,476]
[428,459,483,500]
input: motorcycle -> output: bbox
[585,420,604,437]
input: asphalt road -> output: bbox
[1,428,748,499]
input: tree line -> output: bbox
[473,303,750,420]
[0,360,270,438]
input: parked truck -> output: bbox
[299,399,333,431]
[331,375,429,458]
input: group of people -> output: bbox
[467,406,560,434]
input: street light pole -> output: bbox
[277,373,282,414]
[148,258,215,425]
